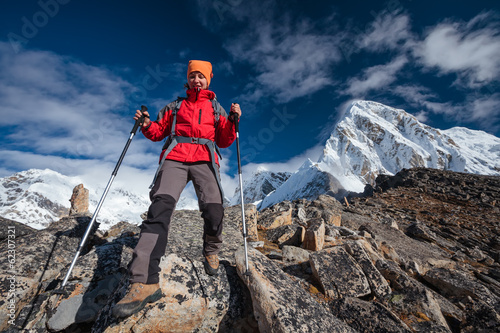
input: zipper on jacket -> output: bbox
[198,109,202,124]
[195,87,200,101]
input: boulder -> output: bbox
[282,245,311,264]
[331,297,412,332]
[0,216,97,331]
[96,253,233,332]
[309,246,371,299]
[244,204,259,242]
[69,184,90,216]
[308,194,343,226]
[344,240,391,298]
[376,260,453,332]
[235,247,356,332]
[302,218,325,251]
[266,224,304,248]
[406,221,437,243]
[423,267,499,308]
[0,217,36,242]
[257,201,293,230]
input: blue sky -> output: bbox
[1,0,499,198]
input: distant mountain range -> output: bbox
[1,100,499,229]
[0,169,197,230]
[234,100,500,209]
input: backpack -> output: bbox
[148,96,227,198]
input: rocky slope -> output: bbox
[0,168,499,332]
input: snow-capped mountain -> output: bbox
[0,169,198,230]
[229,168,291,206]
[258,160,346,209]
[259,100,500,209]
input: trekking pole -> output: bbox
[233,113,250,275]
[60,106,148,287]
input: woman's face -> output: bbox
[188,71,208,90]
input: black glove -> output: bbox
[228,112,238,123]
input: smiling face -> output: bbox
[188,71,208,90]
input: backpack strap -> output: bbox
[151,97,184,188]
[170,97,184,137]
[211,96,226,161]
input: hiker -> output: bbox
[113,60,241,318]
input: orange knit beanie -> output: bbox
[187,60,213,87]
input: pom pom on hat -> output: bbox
[187,60,213,87]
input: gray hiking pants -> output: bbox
[129,160,224,284]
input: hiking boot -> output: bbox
[203,254,219,276]
[112,283,162,318]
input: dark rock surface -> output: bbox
[0,167,499,332]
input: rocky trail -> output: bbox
[1,167,499,332]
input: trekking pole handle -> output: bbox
[131,105,148,134]
[233,113,240,133]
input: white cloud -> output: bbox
[415,110,429,123]
[358,11,414,52]
[393,85,500,133]
[416,11,500,88]
[206,1,344,105]
[467,93,500,129]
[344,55,408,96]
[0,42,144,160]
[0,149,155,194]
[226,21,343,104]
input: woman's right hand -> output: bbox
[134,109,151,127]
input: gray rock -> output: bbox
[308,194,343,226]
[266,223,303,248]
[302,218,325,251]
[406,221,437,242]
[95,253,233,333]
[282,245,311,264]
[423,267,499,308]
[310,246,371,299]
[257,201,293,230]
[0,216,97,331]
[244,204,259,242]
[235,247,357,333]
[344,240,391,298]
[331,297,412,332]
[0,217,36,241]
[376,260,453,332]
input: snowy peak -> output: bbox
[230,168,291,205]
[0,168,201,230]
[0,169,150,230]
[257,100,500,209]
[442,127,500,174]
[0,169,81,229]
[259,159,345,209]
[319,100,465,190]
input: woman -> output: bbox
[113,60,241,319]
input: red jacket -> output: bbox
[142,88,236,166]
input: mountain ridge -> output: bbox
[256,100,500,209]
